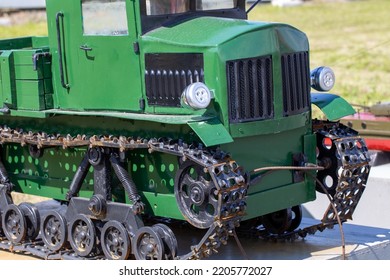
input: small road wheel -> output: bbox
[101,220,130,260]
[133,226,164,260]
[19,202,40,241]
[69,214,96,257]
[2,204,27,243]
[152,223,178,259]
[41,210,68,252]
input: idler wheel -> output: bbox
[262,208,292,235]
[175,161,219,229]
[287,205,303,232]
[101,220,130,260]
[41,210,68,252]
[69,214,96,257]
[19,202,40,241]
[316,134,339,196]
[133,226,164,260]
[152,223,178,260]
[2,204,27,243]
[88,147,103,166]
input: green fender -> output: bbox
[188,118,233,147]
[311,93,356,121]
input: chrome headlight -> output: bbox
[310,66,335,92]
[181,82,212,110]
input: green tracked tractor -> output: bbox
[0,0,370,260]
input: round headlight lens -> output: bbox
[310,66,335,92]
[181,82,212,110]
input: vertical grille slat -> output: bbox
[282,51,310,116]
[227,55,274,123]
[249,60,258,119]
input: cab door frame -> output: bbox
[47,0,143,112]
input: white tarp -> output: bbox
[0,0,46,9]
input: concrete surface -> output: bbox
[1,216,389,260]
[204,218,390,260]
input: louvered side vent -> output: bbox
[145,53,204,107]
[281,52,311,116]
[227,56,274,123]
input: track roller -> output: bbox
[41,210,68,252]
[152,223,178,260]
[133,226,164,260]
[19,202,40,241]
[101,220,130,260]
[2,204,27,243]
[69,214,97,257]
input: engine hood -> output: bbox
[141,16,307,50]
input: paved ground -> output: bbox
[2,216,389,260]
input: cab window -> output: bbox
[82,0,129,36]
[146,0,190,16]
[146,0,237,15]
[197,0,237,10]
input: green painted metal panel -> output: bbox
[15,80,44,95]
[14,79,53,110]
[45,94,54,109]
[4,144,94,200]
[16,94,46,111]
[0,37,33,50]
[8,108,213,124]
[188,118,233,147]
[303,133,317,202]
[32,37,50,48]
[229,112,310,138]
[244,181,312,220]
[13,51,52,80]
[311,93,356,121]
[144,17,292,48]
[0,51,16,107]
[223,124,316,216]
[142,192,183,220]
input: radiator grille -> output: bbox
[281,52,311,116]
[227,56,274,123]
[145,53,204,107]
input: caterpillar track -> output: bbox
[0,120,370,259]
[0,125,247,260]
